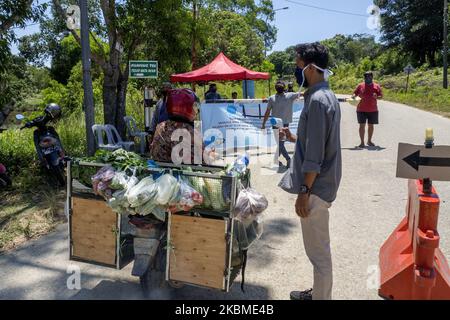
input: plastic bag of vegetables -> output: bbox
[126,176,158,208]
[154,174,179,205]
[233,188,268,225]
[151,206,167,222]
[108,189,130,215]
[204,177,227,211]
[110,171,134,190]
[188,175,211,208]
[92,166,116,199]
[168,179,204,213]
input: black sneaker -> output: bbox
[290,289,313,300]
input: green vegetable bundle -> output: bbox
[77,149,147,172]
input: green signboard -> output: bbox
[129,60,158,79]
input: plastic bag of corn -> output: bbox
[204,177,227,211]
[188,175,211,208]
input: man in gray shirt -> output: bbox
[262,81,300,168]
[279,43,342,300]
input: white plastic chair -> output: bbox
[124,116,148,154]
[105,124,135,151]
[92,124,134,152]
[92,124,122,151]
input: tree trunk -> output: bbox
[115,73,128,138]
[428,50,436,67]
[103,66,119,126]
[102,67,127,138]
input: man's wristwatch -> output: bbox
[299,185,311,195]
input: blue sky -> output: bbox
[270,0,380,52]
[11,0,380,56]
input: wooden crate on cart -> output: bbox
[164,165,249,292]
[67,161,134,269]
[167,214,233,290]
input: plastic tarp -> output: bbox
[170,52,270,83]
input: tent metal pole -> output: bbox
[244,79,248,99]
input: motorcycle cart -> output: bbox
[66,160,254,297]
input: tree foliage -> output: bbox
[321,34,381,67]
[267,47,296,78]
[0,0,47,105]
[375,0,445,66]
[198,11,265,68]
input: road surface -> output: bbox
[1,99,449,300]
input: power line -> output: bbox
[284,0,368,18]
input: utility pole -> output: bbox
[190,0,198,92]
[79,0,96,156]
[191,0,198,70]
[444,0,448,89]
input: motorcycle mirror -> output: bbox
[15,114,25,121]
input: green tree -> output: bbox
[0,55,34,106]
[186,0,276,69]
[0,0,47,106]
[321,34,381,66]
[0,0,47,70]
[267,48,296,78]
[375,0,445,66]
[199,11,265,68]
[50,0,193,135]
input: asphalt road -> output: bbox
[1,99,449,300]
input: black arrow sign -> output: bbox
[403,150,450,171]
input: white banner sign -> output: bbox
[200,100,304,150]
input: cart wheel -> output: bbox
[168,280,184,289]
[140,269,174,300]
[140,247,174,299]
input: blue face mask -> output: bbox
[296,65,311,90]
[295,66,305,87]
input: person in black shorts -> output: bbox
[352,72,383,148]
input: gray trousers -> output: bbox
[272,124,291,164]
[300,194,333,300]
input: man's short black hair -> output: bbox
[295,42,329,72]
[364,71,374,77]
[275,80,286,87]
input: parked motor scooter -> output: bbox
[128,215,181,299]
[16,103,67,187]
[0,128,12,187]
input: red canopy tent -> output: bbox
[170,52,270,82]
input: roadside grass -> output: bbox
[332,67,450,118]
[0,189,66,253]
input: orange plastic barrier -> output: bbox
[379,179,450,300]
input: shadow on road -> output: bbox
[70,279,270,300]
[342,146,386,151]
[1,218,295,299]
[70,280,144,300]
[367,146,386,151]
[248,218,297,268]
